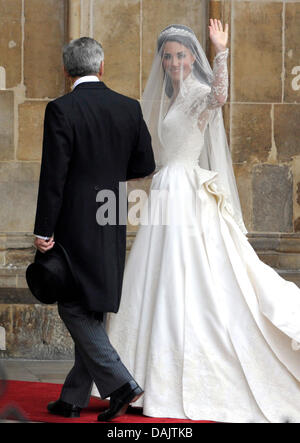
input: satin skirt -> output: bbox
[92,163,300,423]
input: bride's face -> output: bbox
[162,41,195,82]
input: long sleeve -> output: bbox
[34,101,73,237]
[126,101,156,180]
[176,49,229,133]
[207,48,229,109]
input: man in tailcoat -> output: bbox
[33,37,155,421]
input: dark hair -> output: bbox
[157,25,210,97]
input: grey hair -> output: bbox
[63,37,104,78]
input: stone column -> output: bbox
[68,0,81,41]
[0,326,5,350]
[0,67,6,90]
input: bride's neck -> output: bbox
[171,71,192,97]
[172,81,180,96]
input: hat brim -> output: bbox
[26,242,79,304]
[26,263,59,304]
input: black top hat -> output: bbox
[26,242,79,304]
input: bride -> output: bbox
[93,20,300,423]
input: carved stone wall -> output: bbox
[212,0,300,235]
[0,0,69,358]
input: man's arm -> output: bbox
[126,101,156,181]
[34,101,73,243]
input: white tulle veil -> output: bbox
[141,24,247,233]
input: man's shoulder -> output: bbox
[105,88,140,108]
[46,86,140,116]
[48,91,73,109]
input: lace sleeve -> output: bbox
[176,49,229,132]
[207,48,229,109]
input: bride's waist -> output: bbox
[155,161,218,183]
[160,158,199,169]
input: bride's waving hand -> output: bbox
[209,18,229,52]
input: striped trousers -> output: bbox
[57,301,133,408]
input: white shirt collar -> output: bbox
[73,75,100,90]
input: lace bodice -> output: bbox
[160,49,229,168]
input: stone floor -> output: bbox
[0,360,75,422]
[0,359,73,384]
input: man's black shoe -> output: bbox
[97,381,144,421]
[47,399,82,418]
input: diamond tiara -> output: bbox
[159,26,196,41]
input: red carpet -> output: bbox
[0,380,214,423]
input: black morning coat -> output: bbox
[33,81,155,313]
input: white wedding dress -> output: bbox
[93,50,300,423]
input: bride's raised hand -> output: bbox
[208,19,229,53]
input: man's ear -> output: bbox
[99,61,104,77]
[63,67,70,79]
